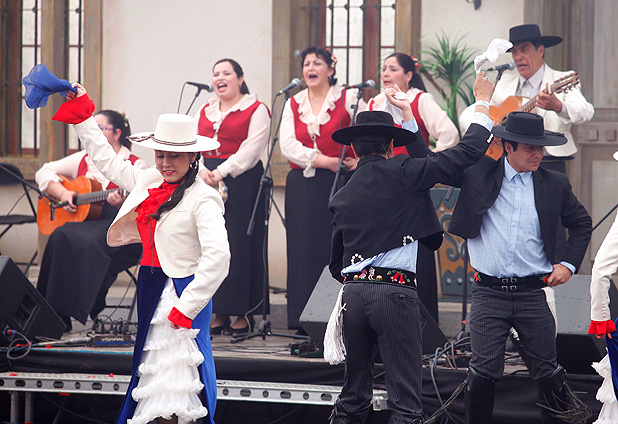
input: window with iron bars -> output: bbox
[305,0,396,99]
[1,0,84,159]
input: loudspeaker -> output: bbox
[0,256,65,346]
[299,266,448,354]
[553,274,618,375]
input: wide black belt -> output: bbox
[344,266,416,288]
[474,272,549,292]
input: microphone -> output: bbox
[277,78,302,96]
[186,81,214,93]
[344,79,377,90]
[55,199,73,208]
[486,62,515,72]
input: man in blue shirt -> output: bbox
[327,74,495,424]
[447,111,592,424]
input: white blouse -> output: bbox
[279,85,363,178]
[367,87,459,152]
[195,93,270,178]
[35,145,148,192]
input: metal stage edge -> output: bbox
[0,371,389,421]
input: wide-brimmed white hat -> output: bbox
[128,113,219,152]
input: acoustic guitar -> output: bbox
[485,72,580,159]
[37,176,127,235]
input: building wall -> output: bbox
[100,0,274,167]
[4,0,537,289]
[420,0,525,114]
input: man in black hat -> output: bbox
[460,23,594,172]
[327,74,495,424]
[446,111,592,423]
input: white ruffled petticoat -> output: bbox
[128,280,208,424]
[592,354,618,423]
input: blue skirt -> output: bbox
[115,266,216,424]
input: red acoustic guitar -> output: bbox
[37,176,127,236]
[485,72,580,159]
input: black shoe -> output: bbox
[209,316,231,335]
[223,316,254,335]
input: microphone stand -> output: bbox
[0,163,59,221]
[592,201,618,232]
[455,240,469,341]
[328,87,364,202]
[185,87,203,115]
[235,90,308,343]
[176,83,203,115]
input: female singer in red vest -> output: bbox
[196,58,270,335]
[36,110,148,331]
[366,53,459,155]
[279,46,363,331]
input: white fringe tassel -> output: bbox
[323,285,346,365]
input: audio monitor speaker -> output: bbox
[0,256,65,346]
[553,274,618,375]
[300,266,448,353]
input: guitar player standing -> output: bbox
[460,24,594,174]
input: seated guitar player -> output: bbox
[35,109,147,331]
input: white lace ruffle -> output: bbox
[592,354,618,424]
[295,86,343,138]
[203,93,258,123]
[128,279,208,424]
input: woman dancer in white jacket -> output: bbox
[51,83,230,424]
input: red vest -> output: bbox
[289,90,353,170]
[368,92,430,156]
[198,100,264,158]
[78,153,140,190]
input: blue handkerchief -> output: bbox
[23,64,76,109]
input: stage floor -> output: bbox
[0,289,607,423]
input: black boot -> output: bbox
[329,399,370,424]
[464,368,495,424]
[536,367,591,423]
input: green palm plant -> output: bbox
[420,32,478,136]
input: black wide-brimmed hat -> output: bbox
[492,112,566,146]
[508,24,563,49]
[331,110,417,147]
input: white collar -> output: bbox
[518,64,545,92]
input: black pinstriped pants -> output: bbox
[336,282,423,421]
[468,284,559,381]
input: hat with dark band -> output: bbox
[492,111,566,146]
[331,110,417,147]
[508,24,563,49]
[128,113,219,152]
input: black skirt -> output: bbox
[36,203,143,325]
[203,159,267,316]
[285,168,337,329]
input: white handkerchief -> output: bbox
[385,99,404,123]
[474,38,513,75]
[394,92,408,100]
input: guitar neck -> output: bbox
[518,85,550,113]
[74,188,125,206]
